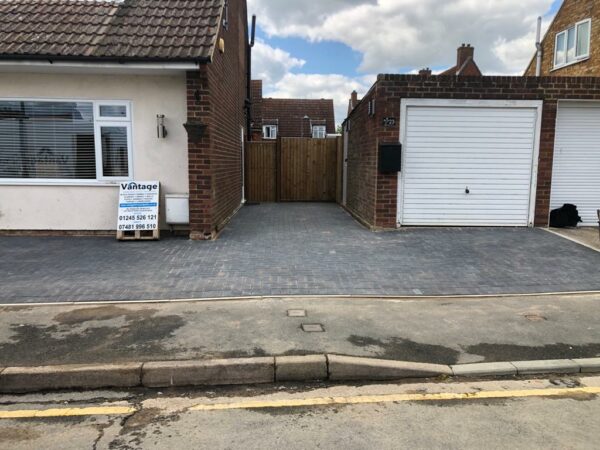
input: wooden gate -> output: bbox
[245,137,342,203]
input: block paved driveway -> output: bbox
[1,203,600,304]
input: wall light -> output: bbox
[157,114,168,139]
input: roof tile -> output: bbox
[0,0,224,61]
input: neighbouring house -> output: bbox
[0,0,250,240]
[525,0,598,76]
[439,44,483,76]
[342,75,600,229]
[250,80,335,140]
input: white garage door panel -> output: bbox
[551,102,600,226]
[401,106,537,226]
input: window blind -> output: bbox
[0,101,96,179]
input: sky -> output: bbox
[248,0,564,126]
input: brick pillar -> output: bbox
[186,69,215,240]
[534,101,557,226]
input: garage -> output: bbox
[397,100,542,227]
[551,101,600,226]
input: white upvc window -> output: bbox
[263,124,277,140]
[312,125,326,139]
[0,99,133,184]
[554,19,592,69]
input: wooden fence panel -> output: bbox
[245,141,277,202]
[245,137,341,203]
[280,138,338,202]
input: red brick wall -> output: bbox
[187,0,248,240]
[250,79,263,139]
[345,75,600,229]
[525,0,599,76]
[345,86,378,227]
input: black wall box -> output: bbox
[378,143,402,173]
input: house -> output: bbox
[525,0,598,76]
[250,80,335,140]
[439,44,483,76]
[0,0,249,240]
[342,75,600,229]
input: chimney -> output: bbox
[418,68,432,76]
[350,91,358,108]
[457,44,475,68]
[251,79,263,101]
[348,90,359,115]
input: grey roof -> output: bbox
[0,0,225,62]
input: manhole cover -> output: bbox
[287,309,307,317]
[302,324,325,333]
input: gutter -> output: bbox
[0,54,210,65]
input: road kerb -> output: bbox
[2,357,600,394]
[451,362,517,377]
[141,357,275,388]
[275,355,328,382]
[328,355,453,381]
[0,363,142,394]
[573,358,600,373]
[511,359,580,375]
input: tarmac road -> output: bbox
[1,375,599,449]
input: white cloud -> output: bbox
[265,73,376,125]
[248,0,557,123]
[252,39,306,85]
[249,0,555,74]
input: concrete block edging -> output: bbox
[1,356,600,394]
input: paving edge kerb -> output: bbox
[1,356,600,394]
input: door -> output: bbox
[399,101,541,226]
[551,102,600,226]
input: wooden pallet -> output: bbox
[117,228,160,241]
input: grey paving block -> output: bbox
[572,358,600,373]
[142,357,275,388]
[0,363,142,393]
[451,362,517,377]
[328,355,452,381]
[1,204,600,304]
[275,355,328,382]
[511,359,580,375]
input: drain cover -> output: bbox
[287,309,307,317]
[302,324,325,333]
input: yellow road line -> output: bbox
[0,406,136,420]
[2,386,599,419]
[190,387,600,411]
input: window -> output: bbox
[263,125,277,140]
[554,19,591,69]
[312,125,326,139]
[0,99,132,182]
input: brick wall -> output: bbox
[525,0,599,76]
[187,0,248,240]
[345,74,600,229]
[250,79,263,139]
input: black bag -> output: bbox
[550,204,582,228]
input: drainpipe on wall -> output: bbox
[535,16,543,77]
[246,15,257,140]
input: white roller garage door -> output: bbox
[551,102,600,226]
[399,101,540,226]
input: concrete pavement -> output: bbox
[1,293,599,368]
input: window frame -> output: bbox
[312,125,327,139]
[263,124,277,140]
[0,98,133,185]
[553,18,592,70]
